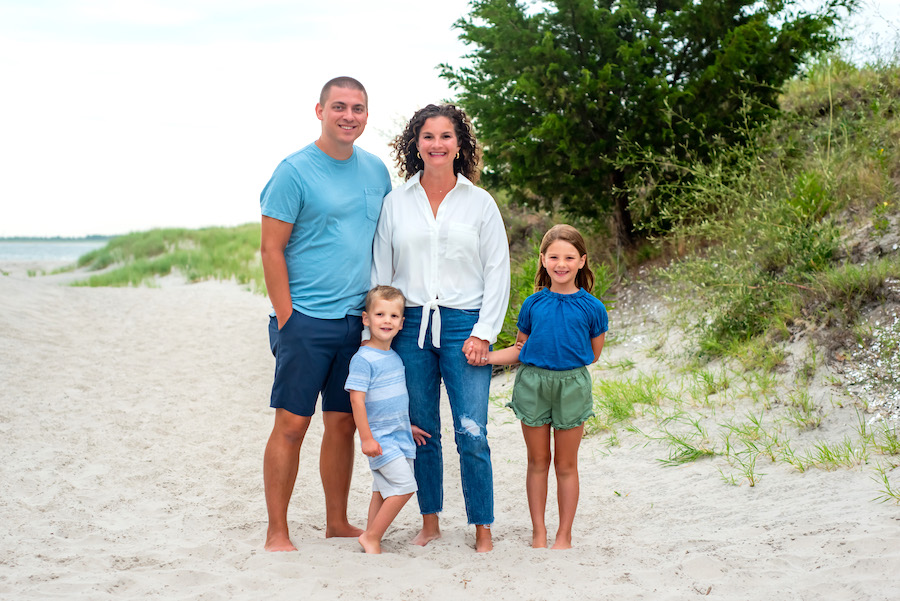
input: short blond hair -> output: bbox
[364,285,406,312]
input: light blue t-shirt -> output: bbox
[260,143,391,318]
[518,288,609,370]
[344,346,416,470]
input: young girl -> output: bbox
[487,224,608,549]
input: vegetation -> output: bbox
[441,0,856,242]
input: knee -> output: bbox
[456,415,488,446]
[554,457,578,477]
[527,452,552,472]
[323,412,356,438]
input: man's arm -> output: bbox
[260,216,294,329]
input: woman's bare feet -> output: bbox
[475,525,493,553]
[411,513,441,546]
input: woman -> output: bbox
[372,104,510,552]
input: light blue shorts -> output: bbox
[372,457,417,498]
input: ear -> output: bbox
[361,311,370,327]
[578,254,587,269]
[315,102,324,121]
[539,252,547,268]
[398,316,404,331]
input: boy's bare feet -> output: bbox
[265,531,297,552]
[475,525,493,553]
[358,532,382,554]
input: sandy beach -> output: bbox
[1,262,898,601]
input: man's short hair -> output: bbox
[365,285,406,312]
[320,76,368,107]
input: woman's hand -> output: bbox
[463,336,490,367]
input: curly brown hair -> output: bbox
[390,104,482,183]
[534,224,595,293]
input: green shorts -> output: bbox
[507,364,594,430]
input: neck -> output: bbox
[367,339,392,352]
[315,137,354,161]
[420,169,457,192]
[549,282,580,295]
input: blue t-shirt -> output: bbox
[517,288,609,370]
[260,143,391,318]
[344,346,416,470]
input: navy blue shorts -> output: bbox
[268,310,363,416]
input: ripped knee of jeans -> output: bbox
[457,416,485,438]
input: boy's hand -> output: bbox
[411,425,431,446]
[361,439,382,457]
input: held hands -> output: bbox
[463,336,490,367]
[411,425,431,446]
[361,438,383,457]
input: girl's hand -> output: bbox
[361,439,383,457]
[411,425,431,446]
[463,336,490,366]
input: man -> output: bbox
[260,76,391,552]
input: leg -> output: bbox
[393,307,444,546]
[551,424,584,550]
[321,411,363,538]
[366,491,384,531]
[263,408,311,551]
[359,492,415,554]
[439,308,494,552]
[521,423,552,548]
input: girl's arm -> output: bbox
[349,390,382,457]
[591,332,606,363]
[487,332,528,365]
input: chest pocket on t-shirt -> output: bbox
[444,223,479,262]
[365,188,384,223]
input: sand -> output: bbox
[1,262,898,601]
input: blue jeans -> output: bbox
[392,306,494,525]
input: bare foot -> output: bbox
[325,522,365,538]
[410,527,441,547]
[551,533,572,550]
[358,532,382,554]
[531,527,548,549]
[475,525,493,553]
[265,531,297,552]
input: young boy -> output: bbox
[345,285,417,554]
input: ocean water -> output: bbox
[0,240,108,263]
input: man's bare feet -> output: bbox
[475,525,493,553]
[325,522,365,538]
[531,526,548,549]
[265,531,297,552]
[358,532,382,554]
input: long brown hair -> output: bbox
[390,104,481,183]
[534,224,595,292]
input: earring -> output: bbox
[456,152,460,159]
[417,152,421,159]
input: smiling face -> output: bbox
[416,116,460,174]
[540,240,587,293]
[315,85,368,158]
[362,297,405,350]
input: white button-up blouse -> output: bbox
[372,171,511,349]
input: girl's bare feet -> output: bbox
[358,532,382,554]
[531,526,548,549]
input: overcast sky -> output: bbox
[1,0,897,237]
